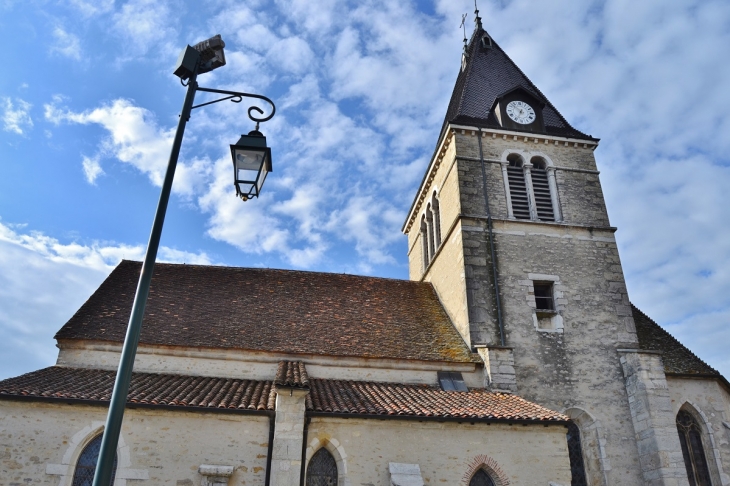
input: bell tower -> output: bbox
[402,13,667,485]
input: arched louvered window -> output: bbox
[677,410,713,486]
[421,216,429,270]
[530,157,555,221]
[567,421,588,486]
[469,469,496,486]
[506,154,530,220]
[306,447,338,486]
[72,434,117,486]
[432,194,442,248]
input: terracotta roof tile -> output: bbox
[56,261,476,364]
[275,361,309,388]
[0,367,274,412]
[306,379,566,422]
[632,304,721,376]
[0,366,565,422]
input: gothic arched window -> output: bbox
[566,421,588,486]
[469,469,496,486]
[506,154,530,220]
[72,434,117,486]
[306,447,338,486]
[676,410,713,486]
[530,157,555,221]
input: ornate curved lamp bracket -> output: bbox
[193,86,276,126]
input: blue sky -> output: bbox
[1,0,729,380]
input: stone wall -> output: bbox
[56,341,483,388]
[619,351,689,486]
[0,400,270,485]
[405,128,648,484]
[304,416,572,486]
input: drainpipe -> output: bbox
[477,128,506,346]
[299,415,311,486]
[264,411,275,486]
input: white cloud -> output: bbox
[112,0,179,57]
[82,155,104,184]
[50,27,82,60]
[67,0,115,17]
[1,97,33,135]
[44,97,209,196]
[0,220,212,380]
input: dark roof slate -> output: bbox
[443,24,595,141]
[55,261,476,364]
[0,366,566,422]
[632,304,721,376]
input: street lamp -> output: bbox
[231,129,272,201]
[91,35,275,486]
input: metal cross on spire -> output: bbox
[460,13,468,47]
[474,0,483,28]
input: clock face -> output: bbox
[506,100,536,124]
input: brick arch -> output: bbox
[461,454,510,486]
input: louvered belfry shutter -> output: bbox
[531,165,555,221]
[507,161,531,219]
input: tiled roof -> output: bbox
[0,366,275,411]
[442,24,595,141]
[632,304,721,376]
[275,361,309,388]
[56,261,476,364]
[0,366,566,423]
[306,378,566,421]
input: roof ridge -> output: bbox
[117,259,422,285]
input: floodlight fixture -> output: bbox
[193,34,226,74]
[173,34,226,80]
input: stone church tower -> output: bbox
[403,14,728,486]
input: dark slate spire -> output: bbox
[443,21,595,141]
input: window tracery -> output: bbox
[306,447,338,486]
[677,410,713,486]
[72,434,117,486]
[468,469,496,486]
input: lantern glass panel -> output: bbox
[234,148,264,182]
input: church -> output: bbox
[1,13,729,486]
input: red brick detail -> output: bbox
[461,455,510,486]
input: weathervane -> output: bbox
[474,0,483,28]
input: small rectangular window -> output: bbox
[534,282,554,311]
[437,371,468,392]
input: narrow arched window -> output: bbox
[566,421,588,486]
[306,447,338,486]
[677,410,712,486]
[72,434,117,486]
[506,154,530,219]
[530,157,555,221]
[426,203,435,261]
[432,194,442,248]
[469,469,496,486]
[420,216,429,270]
